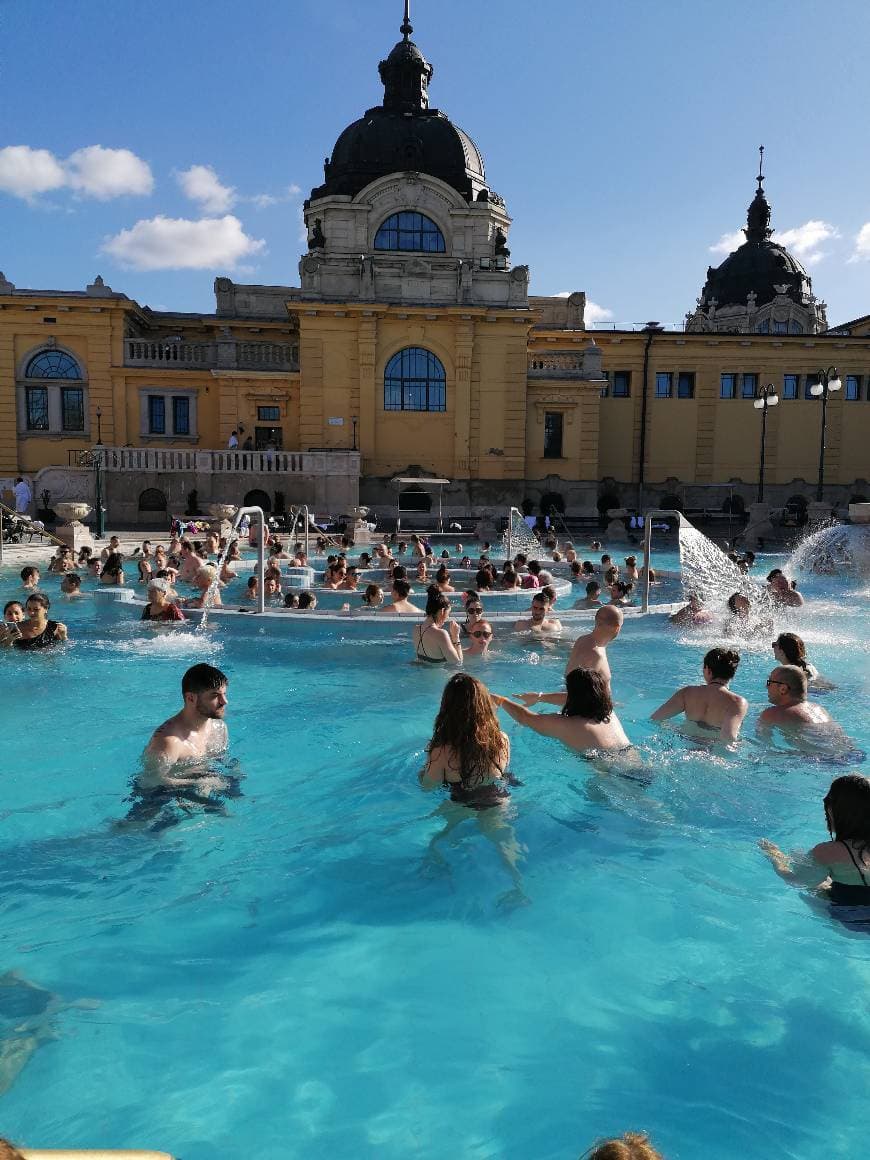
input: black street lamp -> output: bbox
[809,366,841,501]
[351,416,358,452]
[95,405,103,445]
[753,382,779,502]
[94,453,106,539]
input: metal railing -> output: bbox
[640,509,686,612]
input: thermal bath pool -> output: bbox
[0,554,868,1159]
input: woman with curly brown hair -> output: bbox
[420,673,512,808]
[584,1131,664,1159]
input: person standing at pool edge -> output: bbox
[143,664,229,781]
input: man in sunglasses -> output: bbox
[758,665,837,744]
[464,618,494,657]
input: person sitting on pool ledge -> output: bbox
[650,647,748,742]
[142,663,229,787]
[412,590,462,665]
[757,665,840,744]
[382,577,422,614]
[14,593,67,649]
[760,774,870,923]
[493,668,633,756]
[420,673,512,807]
[514,592,562,635]
[565,605,623,689]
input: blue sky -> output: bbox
[2,0,869,327]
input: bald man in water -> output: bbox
[564,604,623,690]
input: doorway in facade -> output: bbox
[255,426,283,450]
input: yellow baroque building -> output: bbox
[1,12,868,525]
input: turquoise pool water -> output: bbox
[0,555,868,1159]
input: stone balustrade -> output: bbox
[91,446,359,477]
[124,339,299,371]
[527,352,587,378]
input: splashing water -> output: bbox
[500,509,540,561]
[787,520,870,577]
[676,518,771,618]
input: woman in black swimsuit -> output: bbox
[412,590,462,665]
[14,593,67,650]
[761,774,870,928]
[420,673,513,808]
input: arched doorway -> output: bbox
[243,489,272,513]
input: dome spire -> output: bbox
[379,2,433,113]
[745,143,773,243]
[401,0,413,40]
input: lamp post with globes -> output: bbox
[753,382,779,503]
[809,366,841,501]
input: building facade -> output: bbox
[1,14,868,523]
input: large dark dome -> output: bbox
[309,14,487,204]
[312,108,485,202]
[699,179,812,310]
[700,237,812,310]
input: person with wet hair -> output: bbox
[61,572,83,597]
[494,668,633,755]
[651,648,748,742]
[361,583,384,608]
[382,577,422,615]
[623,555,640,583]
[771,632,833,690]
[20,565,40,590]
[760,774,870,925]
[608,579,634,606]
[584,1132,665,1160]
[412,589,462,665]
[435,564,455,593]
[574,580,602,610]
[419,674,511,807]
[14,592,68,649]
[475,567,494,592]
[297,591,317,610]
[100,551,126,586]
[514,591,562,634]
[669,593,713,628]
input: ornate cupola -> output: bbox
[378,4,433,113]
[685,147,827,335]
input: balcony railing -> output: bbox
[85,446,358,477]
[528,352,587,379]
[124,339,299,372]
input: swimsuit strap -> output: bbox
[841,841,869,886]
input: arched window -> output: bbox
[374,212,445,253]
[384,348,446,412]
[25,350,83,379]
[138,488,168,513]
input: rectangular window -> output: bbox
[804,375,820,399]
[677,372,695,399]
[783,374,798,400]
[655,372,672,398]
[543,411,564,458]
[720,373,736,399]
[742,373,758,399]
[25,387,49,430]
[612,371,631,398]
[774,320,788,334]
[757,319,770,334]
[61,387,84,431]
[257,405,280,422]
[148,395,166,434]
[173,396,190,435]
[845,375,861,401]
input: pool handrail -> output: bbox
[230,505,266,614]
[641,509,688,613]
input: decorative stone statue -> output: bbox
[309,218,326,250]
[494,228,510,257]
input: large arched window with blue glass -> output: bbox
[384,348,446,412]
[374,212,446,253]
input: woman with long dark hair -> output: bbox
[494,668,632,755]
[412,590,462,665]
[761,774,870,922]
[420,674,511,807]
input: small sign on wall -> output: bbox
[327,416,344,426]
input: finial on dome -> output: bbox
[745,144,772,243]
[757,144,765,191]
[401,0,412,39]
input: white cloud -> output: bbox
[101,214,266,271]
[554,290,572,298]
[0,144,152,201]
[0,146,67,198]
[849,222,870,263]
[177,164,236,214]
[65,146,153,199]
[249,183,303,209]
[709,229,745,256]
[710,220,840,265]
[585,299,614,326]
[774,219,839,265]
